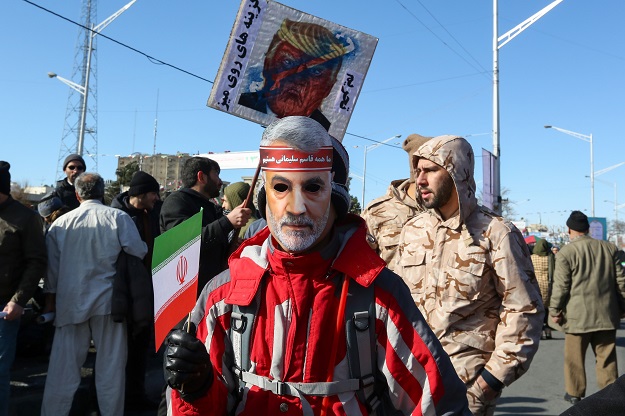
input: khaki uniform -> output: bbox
[362,179,423,271]
[397,135,544,415]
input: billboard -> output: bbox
[207,0,378,141]
[588,216,607,240]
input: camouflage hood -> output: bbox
[414,135,478,230]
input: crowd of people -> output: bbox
[1,116,625,416]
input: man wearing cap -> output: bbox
[397,135,544,416]
[362,133,430,272]
[0,161,47,415]
[160,157,252,298]
[238,19,350,131]
[550,210,625,405]
[42,173,147,416]
[111,170,162,411]
[53,153,87,210]
[162,117,470,415]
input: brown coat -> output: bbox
[397,135,544,387]
[362,178,423,272]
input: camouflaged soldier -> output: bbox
[362,134,430,271]
[397,135,544,416]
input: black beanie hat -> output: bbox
[0,161,10,195]
[566,210,589,232]
[63,154,86,170]
[128,171,160,196]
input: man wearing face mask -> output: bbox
[162,117,469,416]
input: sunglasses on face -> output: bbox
[67,165,85,171]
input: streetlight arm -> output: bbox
[365,134,402,152]
[93,0,137,34]
[545,124,594,216]
[594,161,625,177]
[544,125,592,142]
[361,134,402,208]
[498,0,564,49]
[49,74,86,95]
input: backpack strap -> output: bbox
[230,288,262,390]
[345,280,381,413]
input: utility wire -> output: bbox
[345,132,402,149]
[394,0,490,81]
[22,0,442,150]
[22,0,213,83]
[413,0,490,76]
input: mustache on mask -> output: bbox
[280,214,313,228]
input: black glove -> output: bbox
[164,322,213,402]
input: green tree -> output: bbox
[104,162,139,205]
[349,195,361,215]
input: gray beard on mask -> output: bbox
[267,204,330,252]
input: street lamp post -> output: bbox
[361,134,401,208]
[492,0,563,214]
[48,0,137,157]
[545,125,594,216]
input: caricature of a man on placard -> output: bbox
[238,19,350,131]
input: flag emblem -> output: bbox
[176,256,188,285]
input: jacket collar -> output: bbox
[225,214,385,306]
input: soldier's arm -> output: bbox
[487,229,544,387]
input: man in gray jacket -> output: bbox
[550,210,625,404]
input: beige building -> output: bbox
[117,153,192,192]
[116,153,256,199]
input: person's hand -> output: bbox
[164,323,213,402]
[3,302,23,321]
[551,312,563,325]
[476,375,499,402]
[226,204,252,228]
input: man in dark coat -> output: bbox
[111,170,162,411]
[159,157,252,297]
[53,154,86,210]
[0,161,47,415]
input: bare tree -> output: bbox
[608,219,625,247]
[478,187,518,220]
[10,181,33,208]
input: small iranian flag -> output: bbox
[152,210,202,348]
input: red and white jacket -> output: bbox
[171,215,469,416]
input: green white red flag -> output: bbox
[151,210,202,349]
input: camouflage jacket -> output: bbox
[362,179,423,272]
[397,135,544,387]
